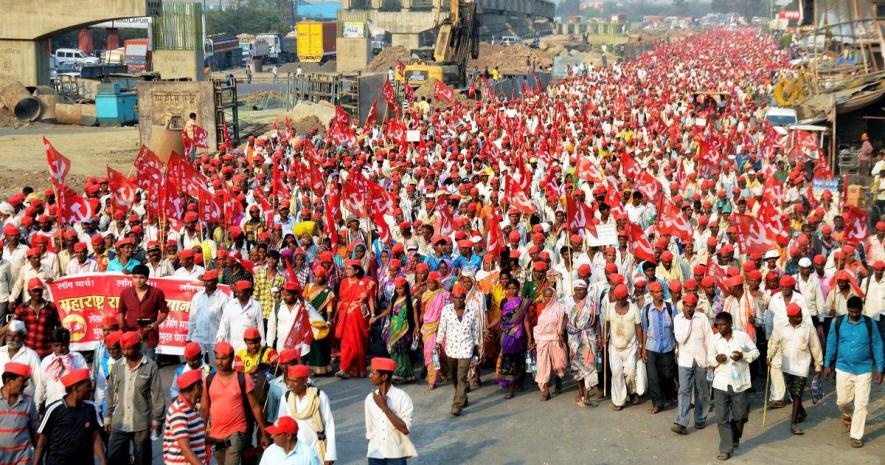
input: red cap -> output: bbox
[121,331,141,349]
[288,364,311,379]
[684,278,698,290]
[178,249,195,259]
[101,315,118,329]
[370,357,397,372]
[201,270,219,281]
[176,369,203,390]
[244,327,261,340]
[184,342,202,360]
[60,368,91,388]
[283,281,301,292]
[25,247,41,258]
[278,349,299,364]
[234,280,252,291]
[27,278,44,291]
[813,255,826,265]
[578,264,591,276]
[668,280,682,292]
[3,362,31,378]
[613,284,629,299]
[266,416,298,436]
[780,275,796,287]
[215,341,234,356]
[874,260,885,271]
[701,276,716,287]
[533,261,548,272]
[661,251,673,262]
[648,281,663,292]
[726,276,744,288]
[105,331,122,347]
[682,294,698,305]
[786,303,801,318]
[451,284,467,297]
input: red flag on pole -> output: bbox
[43,137,71,186]
[58,184,93,223]
[222,120,232,149]
[395,60,406,78]
[381,80,397,111]
[843,206,869,245]
[504,175,535,213]
[364,97,378,134]
[403,82,415,103]
[627,221,655,263]
[731,213,776,255]
[107,166,137,213]
[283,302,314,354]
[433,80,454,103]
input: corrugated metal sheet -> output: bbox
[152,2,203,51]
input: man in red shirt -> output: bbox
[117,265,168,360]
[12,279,60,358]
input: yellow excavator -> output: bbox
[399,0,479,88]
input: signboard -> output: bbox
[91,17,153,29]
[49,273,231,355]
[406,130,420,142]
[812,178,839,198]
[778,10,801,20]
[586,224,618,247]
[343,21,365,39]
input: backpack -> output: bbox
[206,371,254,430]
[829,314,874,368]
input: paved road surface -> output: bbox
[148,363,882,465]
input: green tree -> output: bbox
[206,6,288,35]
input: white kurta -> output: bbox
[216,298,264,351]
[277,389,337,461]
[364,386,417,459]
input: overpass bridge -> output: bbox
[0,0,161,85]
[339,0,556,50]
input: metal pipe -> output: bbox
[0,79,41,121]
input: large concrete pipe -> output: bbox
[32,86,58,122]
[0,79,41,121]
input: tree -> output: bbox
[206,5,289,35]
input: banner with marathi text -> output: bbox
[48,273,229,355]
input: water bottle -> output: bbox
[525,351,537,373]
[410,338,419,351]
[470,354,479,366]
[431,346,441,370]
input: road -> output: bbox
[148,363,882,465]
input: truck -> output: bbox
[255,33,296,63]
[123,39,152,72]
[238,33,269,61]
[296,21,336,63]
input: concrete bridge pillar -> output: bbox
[391,33,420,50]
[0,39,50,85]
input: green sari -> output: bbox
[303,283,333,374]
[385,296,415,380]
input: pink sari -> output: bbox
[420,288,449,385]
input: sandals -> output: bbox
[504,392,514,400]
[334,370,349,379]
[791,425,804,435]
[717,453,731,461]
[768,400,785,409]
[611,404,623,411]
[648,406,661,415]
[540,391,551,401]
[851,439,863,448]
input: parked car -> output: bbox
[53,48,101,69]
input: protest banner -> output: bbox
[48,273,229,354]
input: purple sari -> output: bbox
[497,296,528,387]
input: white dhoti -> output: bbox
[609,343,637,407]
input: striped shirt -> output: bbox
[162,396,207,464]
[0,392,37,465]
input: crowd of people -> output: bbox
[0,27,883,465]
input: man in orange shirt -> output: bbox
[202,341,269,465]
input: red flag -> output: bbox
[634,170,663,206]
[166,152,207,196]
[193,124,209,148]
[706,261,730,293]
[284,115,292,135]
[222,120,232,149]
[566,196,597,236]
[373,211,392,244]
[395,60,406,78]
[844,206,869,245]
[334,106,350,127]
[487,211,505,256]
[325,183,340,246]
[283,301,314,353]
[133,145,164,217]
[43,137,71,186]
[575,154,604,183]
[272,163,290,202]
[468,81,477,98]
[658,199,692,242]
[697,137,722,167]
[198,189,225,223]
[787,130,819,160]
[433,80,454,103]
[504,175,535,213]
[626,221,655,263]
[342,171,370,217]
[731,213,775,255]
[434,197,454,237]
[107,166,137,213]
[813,155,833,179]
[181,131,195,158]
[384,118,407,145]
[403,83,415,103]
[57,184,93,223]
[364,97,378,134]
[381,80,397,111]
[620,152,643,179]
[510,155,532,193]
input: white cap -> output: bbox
[573,279,588,289]
[7,320,25,334]
[798,257,812,268]
[763,249,780,260]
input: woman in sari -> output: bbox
[438,259,455,292]
[372,277,418,382]
[533,287,568,400]
[302,267,334,375]
[292,249,311,288]
[351,242,376,278]
[565,279,600,407]
[489,278,532,399]
[420,271,449,389]
[334,260,375,378]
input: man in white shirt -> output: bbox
[268,282,322,355]
[216,280,264,352]
[65,242,98,276]
[35,327,88,410]
[277,364,336,463]
[0,320,40,396]
[173,249,205,280]
[188,270,229,365]
[365,357,416,464]
[765,275,812,408]
[707,311,759,461]
[796,258,824,322]
[861,260,885,322]
[767,303,823,435]
[436,284,480,416]
[671,294,713,435]
[0,245,13,313]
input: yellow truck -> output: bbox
[296,21,337,63]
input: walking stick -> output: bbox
[762,363,771,431]
[602,309,607,398]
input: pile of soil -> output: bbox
[468,42,555,75]
[413,78,471,108]
[0,108,28,129]
[365,46,412,73]
[291,115,325,135]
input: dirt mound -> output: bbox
[413,78,471,108]
[291,115,324,135]
[0,108,29,129]
[365,46,412,73]
[468,42,554,75]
